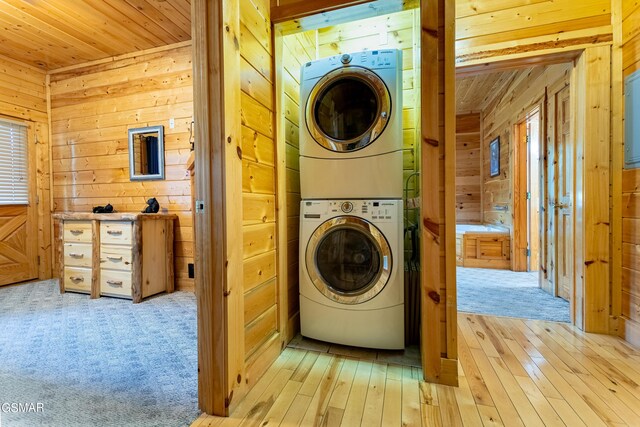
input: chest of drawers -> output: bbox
[53,213,177,303]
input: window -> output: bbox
[0,119,28,205]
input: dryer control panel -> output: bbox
[302,49,401,81]
[302,200,402,223]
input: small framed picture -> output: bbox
[489,137,500,177]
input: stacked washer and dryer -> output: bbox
[298,49,405,350]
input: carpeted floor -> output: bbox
[0,279,199,427]
[457,267,571,323]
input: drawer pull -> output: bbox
[107,280,123,287]
[107,230,123,235]
[70,229,84,234]
[69,276,84,282]
[107,256,123,261]
[69,253,84,258]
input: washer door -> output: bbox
[306,216,392,304]
[306,66,391,153]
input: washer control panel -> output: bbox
[302,200,401,223]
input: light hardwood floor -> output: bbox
[192,313,640,426]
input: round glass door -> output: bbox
[306,216,392,304]
[306,67,391,153]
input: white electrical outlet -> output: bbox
[169,118,175,129]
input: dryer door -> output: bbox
[306,66,391,153]
[306,216,392,304]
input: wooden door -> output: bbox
[0,126,38,286]
[527,112,541,271]
[554,86,572,301]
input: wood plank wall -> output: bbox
[48,44,194,291]
[481,64,572,231]
[280,30,315,340]
[239,0,283,372]
[455,113,481,224]
[455,0,612,64]
[621,0,640,346]
[0,55,52,281]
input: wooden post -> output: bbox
[192,0,245,416]
[420,0,457,385]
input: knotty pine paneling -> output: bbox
[481,63,571,232]
[455,0,612,64]
[49,44,194,291]
[0,55,52,281]
[281,28,315,339]
[241,0,280,362]
[456,114,481,224]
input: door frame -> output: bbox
[513,106,542,273]
[456,45,613,333]
[193,0,456,416]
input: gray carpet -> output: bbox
[0,280,199,427]
[457,267,571,322]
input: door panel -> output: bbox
[556,86,573,301]
[0,124,38,287]
[0,205,37,286]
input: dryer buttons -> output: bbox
[341,54,352,64]
[341,201,354,213]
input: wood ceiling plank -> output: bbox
[118,0,189,43]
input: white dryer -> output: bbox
[299,199,404,349]
[299,50,403,199]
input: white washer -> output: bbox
[299,199,404,349]
[299,50,403,199]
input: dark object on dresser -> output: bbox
[142,197,160,213]
[92,204,114,214]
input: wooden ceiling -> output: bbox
[0,0,191,70]
[456,69,521,114]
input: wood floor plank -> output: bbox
[436,385,464,427]
[380,377,402,427]
[298,353,333,397]
[360,363,387,427]
[401,366,422,427]
[340,360,373,426]
[280,394,313,427]
[452,363,483,427]
[191,314,640,427]
[476,405,504,426]
[299,356,345,427]
[457,327,496,407]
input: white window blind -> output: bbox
[0,120,28,205]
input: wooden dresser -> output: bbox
[53,212,177,303]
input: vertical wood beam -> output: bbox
[421,0,457,384]
[420,0,442,382]
[575,46,612,333]
[610,0,623,333]
[192,0,245,416]
[443,0,457,362]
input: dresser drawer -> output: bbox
[100,245,132,271]
[63,221,92,243]
[100,269,132,298]
[63,267,92,293]
[100,222,133,245]
[63,243,92,268]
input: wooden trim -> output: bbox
[512,120,528,272]
[456,50,582,77]
[273,30,290,346]
[192,0,240,416]
[270,0,375,23]
[420,0,441,382]
[91,220,101,299]
[443,0,457,362]
[47,40,193,74]
[611,0,624,328]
